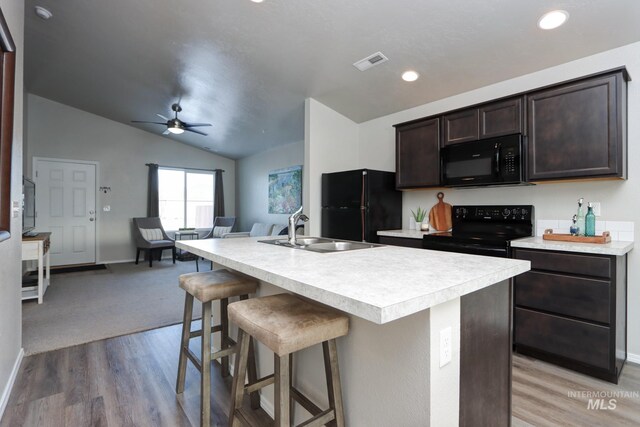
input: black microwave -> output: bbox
[441,134,526,187]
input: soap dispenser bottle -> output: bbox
[576,198,586,236]
[585,202,596,237]
[570,215,579,236]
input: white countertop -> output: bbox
[177,237,529,324]
[511,236,634,256]
[377,229,438,239]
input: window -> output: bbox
[158,168,214,230]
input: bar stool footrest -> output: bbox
[245,374,275,394]
[291,386,323,416]
[297,409,335,427]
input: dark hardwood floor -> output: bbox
[2,324,639,426]
[0,325,272,427]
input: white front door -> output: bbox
[35,159,97,266]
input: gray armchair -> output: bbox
[132,217,176,267]
[202,216,236,239]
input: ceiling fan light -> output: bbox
[168,126,184,134]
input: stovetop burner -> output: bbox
[423,205,535,257]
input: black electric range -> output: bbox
[422,205,534,258]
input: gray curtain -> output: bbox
[147,163,159,217]
[214,169,224,217]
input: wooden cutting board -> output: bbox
[428,192,452,231]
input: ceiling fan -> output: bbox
[131,103,212,136]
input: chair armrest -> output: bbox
[222,232,251,238]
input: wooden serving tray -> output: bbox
[543,229,611,244]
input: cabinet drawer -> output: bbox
[378,236,423,249]
[22,242,39,260]
[515,308,610,369]
[513,248,611,278]
[515,271,610,324]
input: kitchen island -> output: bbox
[177,237,530,426]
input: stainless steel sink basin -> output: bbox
[303,241,379,253]
[258,237,382,252]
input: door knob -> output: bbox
[89,210,95,214]
[90,218,95,222]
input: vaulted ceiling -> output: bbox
[25,0,640,159]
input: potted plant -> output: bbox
[411,207,427,230]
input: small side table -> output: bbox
[175,230,200,271]
[22,232,52,304]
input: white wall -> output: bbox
[235,141,303,232]
[25,94,236,263]
[303,98,359,236]
[307,41,640,357]
[0,0,24,418]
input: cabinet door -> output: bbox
[443,109,479,145]
[480,97,523,138]
[527,72,626,181]
[395,118,440,188]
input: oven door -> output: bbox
[441,134,524,187]
[441,140,498,186]
[422,237,509,258]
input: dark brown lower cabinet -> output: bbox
[378,235,423,248]
[513,248,627,383]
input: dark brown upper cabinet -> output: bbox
[527,70,628,181]
[395,117,440,189]
[480,97,523,139]
[443,97,523,146]
[443,109,479,145]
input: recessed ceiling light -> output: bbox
[251,0,264,3]
[34,6,53,20]
[538,10,569,30]
[402,71,419,82]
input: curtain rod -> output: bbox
[146,163,224,173]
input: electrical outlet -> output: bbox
[592,202,601,217]
[440,326,452,368]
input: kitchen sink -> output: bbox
[304,241,379,253]
[258,237,382,253]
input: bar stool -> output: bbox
[176,269,260,427]
[228,293,349,427]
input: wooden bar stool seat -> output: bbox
[228,293,349,427]
[176,269,260,427]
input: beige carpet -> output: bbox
[22,260,203,355]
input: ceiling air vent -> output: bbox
[353,52,389,71]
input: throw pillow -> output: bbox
[212,226,232,238]
[140,228,164,241]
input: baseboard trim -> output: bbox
[627,352,640,365]
[260,395,275,418]
[101,259,136,265]
[0,348,24,421]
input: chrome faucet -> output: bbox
[288,206,309,246]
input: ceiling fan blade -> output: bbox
[184,123,212,128]
[156,114,170,121]
[131,120,166,125]
[184,127,208,136]
[163,129,170,135]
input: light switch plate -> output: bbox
[440,326,452,368]
[103,205,111,212]
[11,200,20,218]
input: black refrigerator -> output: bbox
[321,169,402,243]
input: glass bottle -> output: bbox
[585,202,596,237]
[576,198,586,236]
[569,214,579,236]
